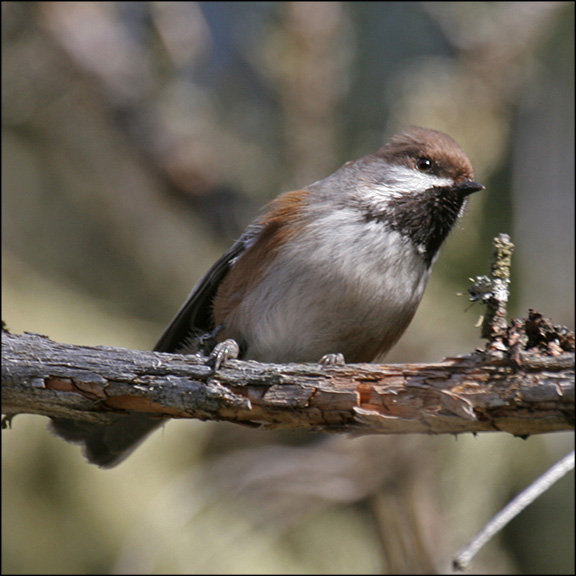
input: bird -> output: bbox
[50,126,484,467]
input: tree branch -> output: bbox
[2,329,573,437]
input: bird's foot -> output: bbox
[207,339,240,371]
[318,352,345,367]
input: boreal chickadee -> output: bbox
[51,126,484,467]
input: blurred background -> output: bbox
[2,2,574,574]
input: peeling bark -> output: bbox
[2,331,573,437]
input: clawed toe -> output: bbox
[318,352,345,367]
[207,339,240,371]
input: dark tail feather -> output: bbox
[50,414,163,468]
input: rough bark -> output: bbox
[2,330,573,437]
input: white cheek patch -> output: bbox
[368,165,453,198]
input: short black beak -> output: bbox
[456,180,485,196]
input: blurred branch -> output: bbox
[453,449,575,572]
[2,329,573,436]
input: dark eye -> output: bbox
[416,157,434,172]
